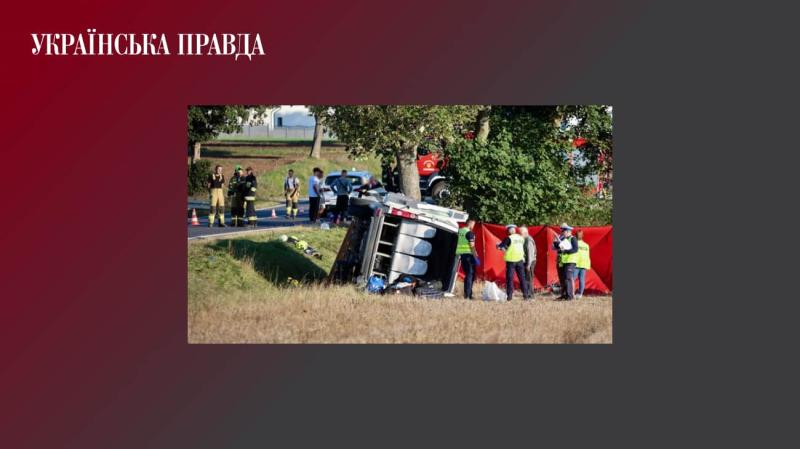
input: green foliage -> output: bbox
[311,106,480,199]
[550,195,613,226]
[559,105,613,182]
[188,105,274,147]
[314,105,479,158]
[443,132,579,224]
[188,227,347,294]
[443,106,613,225]
[187,159,212,196]
[256,154,381,201]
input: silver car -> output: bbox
[321,171,375,213]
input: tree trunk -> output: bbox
[309,115,323,159]
[475,106,491,143]
[191,142,202,163]
[396,143,421,200]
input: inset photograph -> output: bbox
[187,105,613,343]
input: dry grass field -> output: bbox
[189,285,612,344]
[188,228,612,344]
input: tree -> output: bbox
[317,105,480,200]
[307,106,327,159]
[475,106,492,143]
[443,105,612,224]
[187,105,272,163]
[560,105,613,193]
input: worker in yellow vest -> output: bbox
[496,224,530,301]
[553,223,579,300]
[574,229,591,298]
[455,219,480,300]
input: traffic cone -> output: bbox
[271,208,277,218]
[190,209,200,226]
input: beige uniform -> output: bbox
[208,173,225,225]
[284,176,300,217]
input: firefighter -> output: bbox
[207,165,226,227]
[228,165,245,227]
[455,219,480,300]
[553,223,579,300]
[284,169,300,219]
[496,224,530,301]
[243,166,258,228]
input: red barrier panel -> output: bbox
[458,224,612,295]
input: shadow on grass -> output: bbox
[201,148,283,159]
[211,239,327,285]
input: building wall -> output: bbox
[218,105,327,139]
[273,105,314,128]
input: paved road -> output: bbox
[188,199,317,239]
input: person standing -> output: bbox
[357,175,383,197]
[284,169,300,219]
[330,169,352,224]
[228,165,245,227]
[243,167,258,228]
[308,167,323,223]
[496,225,530,301]
[455,219,480,300]
[519,226,537,298]
[574,229,592,298]
[553,223,579,300]
[207,165,226,228]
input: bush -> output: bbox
[188,159,212,196]
[443,132,580,224]
[548,195,612,226]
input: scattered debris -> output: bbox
[481,282,504,301]
[282,235,323,260]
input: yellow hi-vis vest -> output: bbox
[456,227,472,255]
[576,240,591,269]
[504,234,525,262]
[558,237,579,265]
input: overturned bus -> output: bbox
[328,192,468,294]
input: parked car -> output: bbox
[328,192,469,295]
[321,171,374,214]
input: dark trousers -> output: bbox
[525,264,535,297]
[309,196,320,222]
[460,254,476,299]
[245,199,257,227]
[558,263,576,299]
[333,195,349,222]
[231,197,244,226]
[505,260,530,300]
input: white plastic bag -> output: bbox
[558,239,573,251]
[482,281,504,301]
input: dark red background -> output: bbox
[2,1,640,447]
